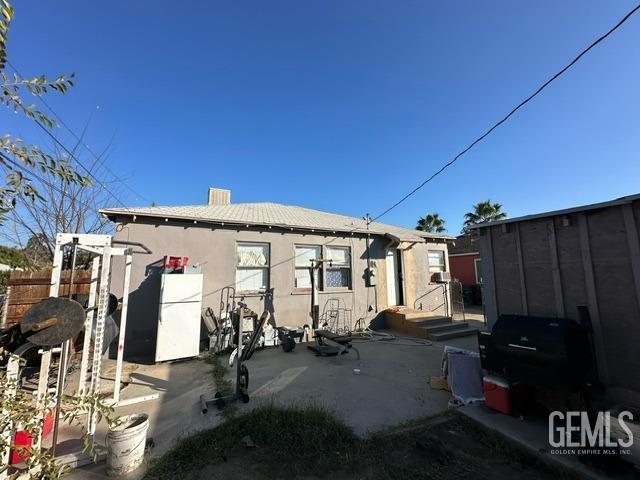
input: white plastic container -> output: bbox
[106,414,149,476]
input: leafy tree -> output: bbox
[1,136,117,264]
[415,213,446,233]
[0,3,117,478]
[0,243,30,269]
[462,200,507,233]
[0,0,89,222]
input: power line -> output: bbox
[372,2,640,223]
[7,60,151,204]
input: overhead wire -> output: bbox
[371,2,640,223]
[4,4,635,345]
[202,4,640,346]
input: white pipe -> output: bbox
[113,253,132,403]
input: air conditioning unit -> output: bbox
[432,271,452,283]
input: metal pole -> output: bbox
[89,246,112,436]
[309,261,319,330]
[78,256,100,395]
[112,253,132,403]
[235,304,243,396]
[364,214,377,314]
[32,236,65,453]
[51,239,79,455]
[0,285,11,330]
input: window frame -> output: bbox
[235,241,270,294]
[474,257,483,285]
[292,244,353,293]
[293,244,322,293]
[324,245,352,291]
[427,249,446,275]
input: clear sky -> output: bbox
[5,1,640,234]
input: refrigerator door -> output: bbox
[155,301,202,362]
[160,274,203,304]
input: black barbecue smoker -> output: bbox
[478,307,605,414]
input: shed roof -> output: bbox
[470,193,640,230]
[100,202,452,242]
[447,234,480,255]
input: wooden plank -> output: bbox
[8,270,92,286]
[547,219,565,317]
[578,214,609,384]
[622,204,640,314]
[4,268,93,326]
[514,223,528,315]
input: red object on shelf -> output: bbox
[483,375,511,415]
[10,408,56,465]
[163,255,189,270]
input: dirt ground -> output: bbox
[145,409,577,480]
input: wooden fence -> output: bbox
[4,269,93,327]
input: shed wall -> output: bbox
[479,198,640,398]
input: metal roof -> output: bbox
[100,202,453,242]
[471,193,640,229]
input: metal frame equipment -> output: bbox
[1,233,156,476]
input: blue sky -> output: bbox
[5,1,640,233]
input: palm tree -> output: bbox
[415,213,447,233]
[462,200,507,233]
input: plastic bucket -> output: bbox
[106,413,149,476]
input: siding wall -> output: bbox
[479,198,640,400]
[111,218,448,358]
[449,254,480,286]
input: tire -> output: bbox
[282,336,296,352]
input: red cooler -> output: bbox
[483,375,511,415]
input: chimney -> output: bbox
[208,188,231,206]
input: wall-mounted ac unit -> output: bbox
[432,271,452,283]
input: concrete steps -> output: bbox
[385,308,478,341]
[423,326,479,341]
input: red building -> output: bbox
[448,234,482,304]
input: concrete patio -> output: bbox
[65,331,478,478]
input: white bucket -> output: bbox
[106,413,149,476]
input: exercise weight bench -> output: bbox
[307,330,360,361]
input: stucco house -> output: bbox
[473,193,640,407]
[101,188,453,358]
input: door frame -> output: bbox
[386,249,405,306]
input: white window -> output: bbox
[235,242,269,292]
[294,245,321,290]
[428,250,446,274]
[474,258,483,284]
[326,246,351,289]
[293,245,352,291]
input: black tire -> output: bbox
[240,364,249,389]
[282,336,296,352]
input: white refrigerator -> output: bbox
[155,273,203,362]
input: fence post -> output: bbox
[0,286,10,330]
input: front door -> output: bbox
[386,249,404,306]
